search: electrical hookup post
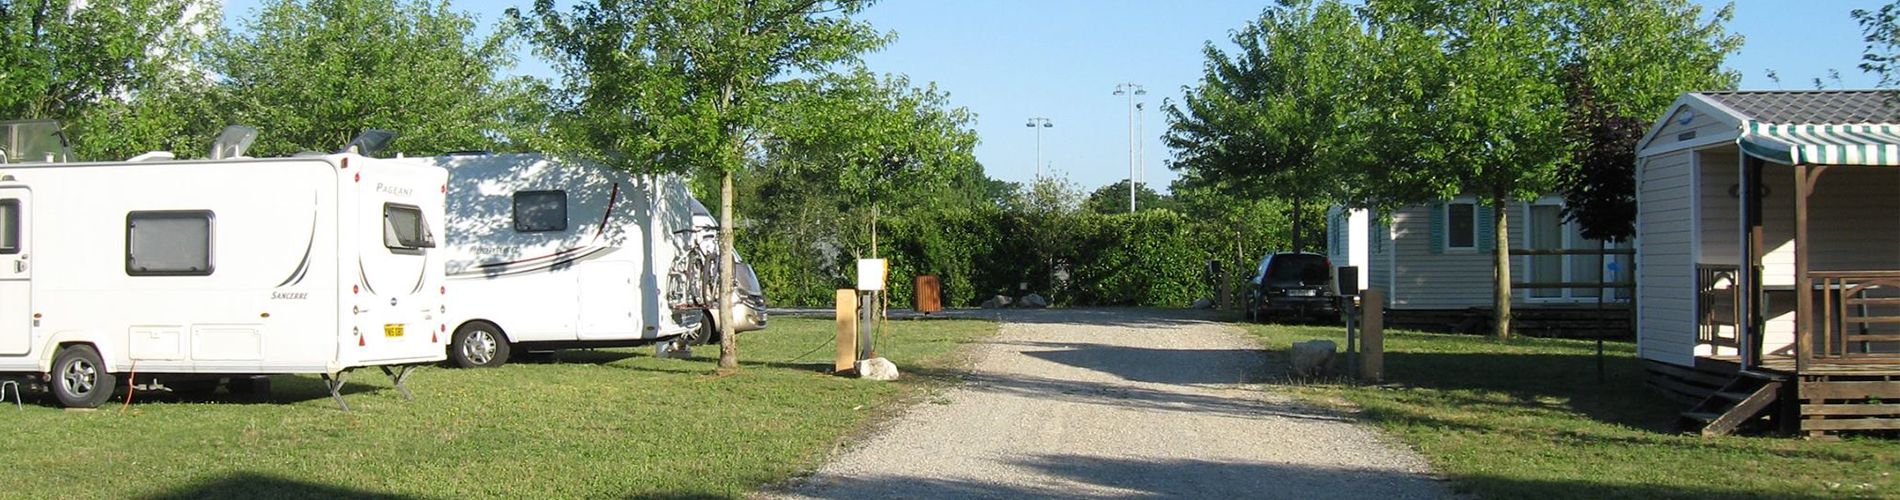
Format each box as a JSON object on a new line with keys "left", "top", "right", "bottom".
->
{"left": 836, "top": 258, "right": 889, "bottom": 374}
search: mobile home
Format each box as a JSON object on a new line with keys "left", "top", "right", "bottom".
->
{"left": 1635, "top": 90, "right": 1900, "bottom": 435}
{"left": 430, "top": 153, "right": 766, "bottom": 368}
{"left": 0, "top": 125, "right": 448, "bottom": 409}
{"left": 1325, "top": 201, "right": 1631, "bottom": 334}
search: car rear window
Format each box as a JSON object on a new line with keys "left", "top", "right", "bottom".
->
{"left": 1267, "top": 255, "right": 1329, "bottom": 283}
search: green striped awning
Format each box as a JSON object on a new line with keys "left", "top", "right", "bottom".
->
{"left": 1740, "top": 122, "right": 1900, "bottom": 166}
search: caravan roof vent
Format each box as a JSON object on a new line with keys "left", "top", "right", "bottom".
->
{"left": 127, "top": 151, "right": 176, "bottom": 162}
{"left": 210, "top": 125, "right": 258, "bottom": 160}
{"left": 339, "top": 129, "right": 396, "bottom": 157}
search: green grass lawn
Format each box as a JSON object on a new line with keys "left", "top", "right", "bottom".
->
{"left": 1243, "top": 323, "right": 1900, "bottom": 500}
{"left": 0, "top": 317, "right": 994, "bottom": 500}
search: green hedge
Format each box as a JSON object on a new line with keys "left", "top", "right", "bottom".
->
{"left": 740, "top": 205, "right": 1310, "bottom": 308}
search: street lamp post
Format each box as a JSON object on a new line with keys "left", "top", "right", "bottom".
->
{"left": 1113, "top": 83, "right": 1145, "bottom": 212}
{"left": 1136, "top": 102, "right": 1146, "bottom": 186}
{"left": 1026, "top": 117, "right": 1053, "bottom": 180}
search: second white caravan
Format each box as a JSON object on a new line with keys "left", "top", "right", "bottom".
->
{"left": 431, "top": 153, "right": 766, "bottom": 368}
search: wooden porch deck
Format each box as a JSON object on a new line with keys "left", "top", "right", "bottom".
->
{"left": 1671, "top": 354, "right": 1900, "bottom": 435}
{"left": 1703, "top": 354, "right": 1900, "bottom": 377}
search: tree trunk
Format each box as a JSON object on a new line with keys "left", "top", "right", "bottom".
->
{"left": 1291, "top": 195, "right": 1305, "bottom": 253}
{"left": 716, "top": 170, "right": 739, "bottom": 371}
{"left": 1492, "top": 190, "right": 1512, "bottom": 340}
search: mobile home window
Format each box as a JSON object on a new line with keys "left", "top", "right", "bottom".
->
{"left": 126, "top": 211, "right": 213, "bottom": 275}
{"left": 513, "top": 190, "right": 567, "bottom": 232}
{"left": 384, "top": 203, "right": 436, "bottom": 250}
{"left": 1446, "top": 202, "right": 1477, "bottom": 249}
{"left": 0, "top": 199, "right": 18, "bottom": 255}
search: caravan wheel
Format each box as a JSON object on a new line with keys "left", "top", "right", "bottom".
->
{"left": 450, "top": 322, "right": 511, "bottom": 368}
{"left": 52, "top": 345, "right": 116, "bottom": 408}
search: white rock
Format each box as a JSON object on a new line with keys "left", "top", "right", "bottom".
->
{"left": 1020, "top": 293, "right": 1049, "bottom": 308}
{"left": 980, "top": 295, "right": 1013, "bottom": 309}
{"left": 856, "top": 357, "right": 901, "bottom": 381}
{"left": 1191, "top": 298, "right": 1215, "bottom": 309}
{"left": 1289, "top": 339, "right": 1337, "bottom": 378}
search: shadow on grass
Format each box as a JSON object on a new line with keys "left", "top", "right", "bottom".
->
{"left": 1358, "top": 349, "right": 1680, "bottom": 433}
{"left": 787, "top": 452, "right": 1444, "bottom": 499}
{"left": 24, "top": 373, "right": 404, "bottom": 409}
{"left": 958, "top": 307, "right": 1239, "bottom": 328}
{"left": 1011, "top": 341, "right": 1270, "bottom": 385}
{"left": 139, "top": 472, "right": 422, "bottom": 500}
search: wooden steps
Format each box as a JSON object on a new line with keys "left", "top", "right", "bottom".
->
{"left": 1646, "top": 360, "right": 1729, "bottom": 405}
{"left": 1681, "top": 376, "right": 1783, "bottom": 436}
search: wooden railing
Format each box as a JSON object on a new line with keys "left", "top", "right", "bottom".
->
{"left": 1805, "top": 271, "right": 1900, "bottom": 369}
{"left": 1697, "top": 264, "right": 1742, "bottom": 351}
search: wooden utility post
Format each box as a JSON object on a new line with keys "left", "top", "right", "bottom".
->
{"left": 835, "top": 290, "right": 858, "bottom": 373}
{"left": 1361, "top": 289, "right": 1384, "bottom": 382}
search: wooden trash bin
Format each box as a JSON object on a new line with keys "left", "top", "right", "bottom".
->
{"left": 914, "top": 275, "right": 942, "bottom": 314}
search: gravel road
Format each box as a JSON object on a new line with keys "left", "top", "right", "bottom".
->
{"left": 771, "top": 308, "right": 1448, "bottom": 499}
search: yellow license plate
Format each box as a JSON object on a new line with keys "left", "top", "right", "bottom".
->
{"left": 384, "top": 324, "right": 404, "bottom": 338}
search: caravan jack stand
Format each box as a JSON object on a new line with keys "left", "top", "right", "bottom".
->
{"left": 322, "top": 371, "right": 353, "bottom": 412}
{"left": 381, "top": 365, "right": 416, "bottom": 400}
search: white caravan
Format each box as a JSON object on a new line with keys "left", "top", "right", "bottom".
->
{"left": 0, "top": 125, "right": 448, "bottom": 409}
{"left": 430, "top": 152, "right": 766, "bottom": 368}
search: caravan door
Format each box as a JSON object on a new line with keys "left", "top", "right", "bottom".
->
{"left": 0, "top": 187, "right": 30, "bottom": 355}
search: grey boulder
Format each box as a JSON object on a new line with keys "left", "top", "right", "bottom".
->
{"left": 1289, "top": 339, "right": 1337, "bottom": 378}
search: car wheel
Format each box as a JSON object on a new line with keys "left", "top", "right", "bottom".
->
{"left": 449, "top": 322, "right": 510, "bottom": 368}
{"left": 695, "top": 310, "right": 723, "bottom": 346}
{"left": 52, "top": 345, "right": 116, "bottom": 408}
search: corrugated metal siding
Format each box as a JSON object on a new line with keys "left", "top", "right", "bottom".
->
{"left": 1389, "top": 203, "right": 1527, "bottom": 310}
{"left": 1639, "top": 150, "right": 1697, "bottom": 366}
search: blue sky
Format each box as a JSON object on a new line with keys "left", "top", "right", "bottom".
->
{"left": 217, "top": 0, "right": 1891, "bottom": 192}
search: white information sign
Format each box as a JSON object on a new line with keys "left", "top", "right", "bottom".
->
{"left": 856, "top": 258, "right": 888, "bottom": 291}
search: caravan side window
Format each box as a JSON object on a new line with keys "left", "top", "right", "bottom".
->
{"left": 126, "top": 211, "right": 214, "bottom": 276}
{"left": 0, "top": 199, "right": 19, "bottom": 255}
{"left": 384, "top": 203, "right": 436, "bottom": 251}
{"left": 513, "top": 190, "right": 567, "bottom": 232}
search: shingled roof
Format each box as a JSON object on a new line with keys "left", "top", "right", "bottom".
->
{"left": 1697, "top": 90, "right": 1900, "bottom": 124}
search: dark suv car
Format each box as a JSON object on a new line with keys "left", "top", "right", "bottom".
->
{"left": 1246, "top": 252, "right": 1339, "bottom": 322}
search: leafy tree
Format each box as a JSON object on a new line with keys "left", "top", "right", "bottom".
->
{"left": 1857, "top": 2, "right": 1900, "bottom": 94}
{"left": 519, "top": 0, "right": 888, "bottom": 371}
{"left": 209, "top": 0, "right": 540, "bottom": 156}
{"left": 1554, "top": 1, "right": 1739, "bottom": 242}
{"left": 761, "top": 68, "right": 983, "bottom": 255}
{"left": 0, "top": 0, "right": 216, "bottom": 157}
{"left": 1163, "top": 0, "right": 1365, "bottom": 254}
{"left": 1348, "top": 0, "right": 1572, "bottom": 339}
{"left": 736, "top": 68, "right": 987, "bottom": 307}
{"left": 1083, "top": 180, "right": 1173, "bottom": 215}
{"left": 1349, "top": 0, "right": 1736, "bottom": 339}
